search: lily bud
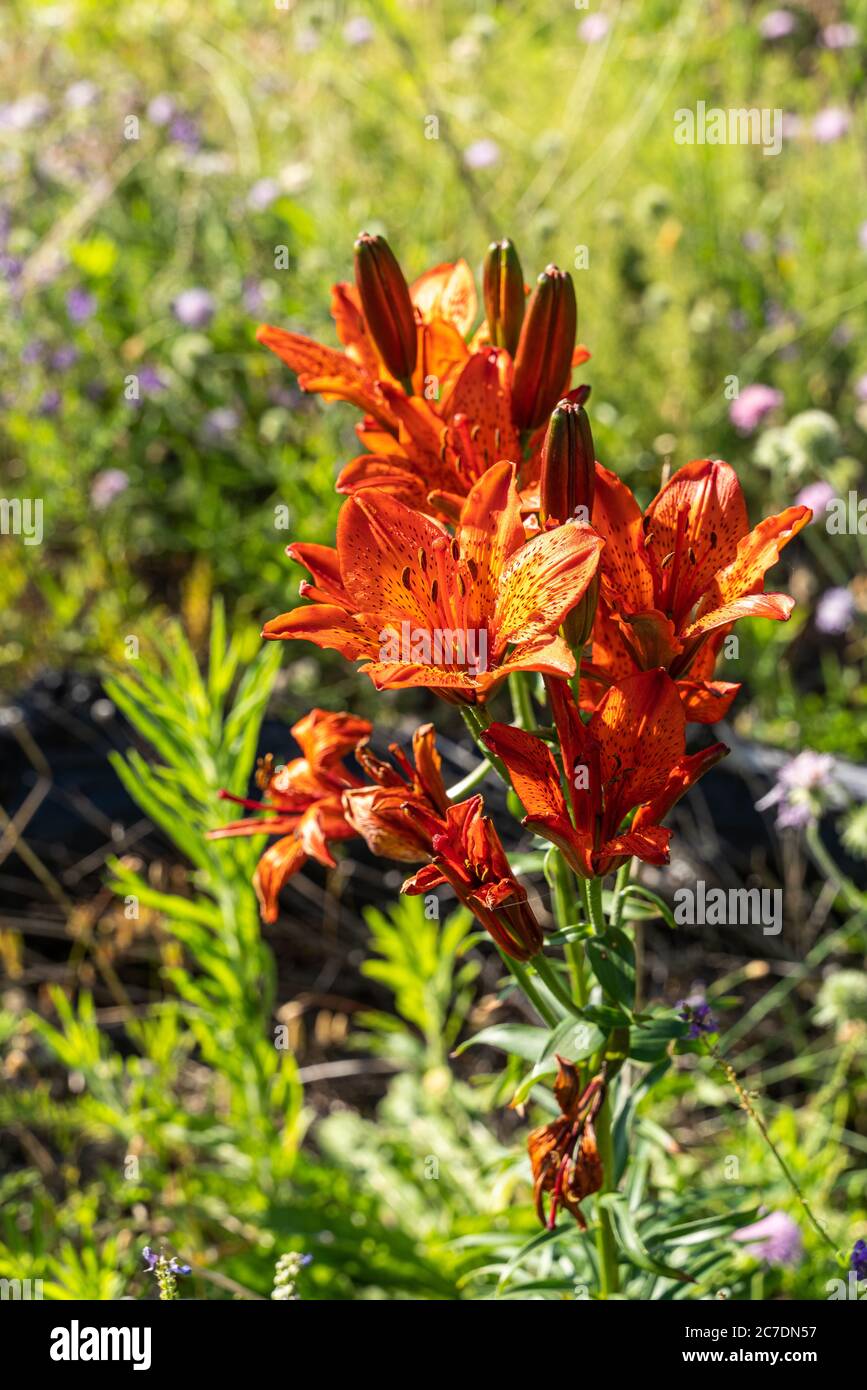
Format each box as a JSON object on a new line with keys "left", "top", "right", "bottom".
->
{"left": 539, "top": 399, "right": 595, "bottom": 528}
{"left": 539, "top": 400, "right": 598, "bottom": 649}
{"left": 511, "top": 265, "right": 577, "bottom": 431}
{"left": 353, "top": 232, "right": 417, "bottom": 383}
{"left": 482, "top": 238, "right": 525, "bottom": 355}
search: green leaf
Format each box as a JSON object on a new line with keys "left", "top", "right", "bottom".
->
{"left": 453, "top": 1024, "right": 548, "bottom": 1061}
{"left": 628, "top": 1012, "right": 688, "bottom": 1062}
{"left": 585, "top": 928, "right": 636, "bottom": 1009}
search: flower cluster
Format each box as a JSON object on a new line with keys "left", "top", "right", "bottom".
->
{"left": 207, "top": 230, "right": 817, "bottom": 1250}
{"left": 214, "top": 232, "right": 808, "bottom": 974}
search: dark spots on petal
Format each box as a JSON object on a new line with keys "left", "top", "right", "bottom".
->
{"left": 401, "top": 566, "right": 412, "bottom": 590}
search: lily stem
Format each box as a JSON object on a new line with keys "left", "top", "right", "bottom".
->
{"left": 552, "top": 854, "right": 588, "bottom": 1006}
{"left": 460, "top": 705, "right": 512, "bottom": 791}
{"left": 594, "top": 1095, "right": 620, "bottom": 1297}
{"left": 498, "top": 949, "right": 559, "bottom": 1029}
{"left": 509, "top": 671, "right": 536, "bottom": 731}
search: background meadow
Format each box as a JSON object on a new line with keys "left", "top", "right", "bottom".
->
{"left": 0, "top": 0, "right": 865, "bottom": 1299}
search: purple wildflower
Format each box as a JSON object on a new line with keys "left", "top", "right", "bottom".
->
{"left": 729, "top": 383, "right": 782, "bottom": 433}
{"left": 733, "top": 1211, "right": 803, "bottom": 1268}
{"left": 173, "top": 287, "right": 214, "bottom": 329}
{"left": 678, "top": 1000, "right": 717, "bottom": 1039}
{"left": 813, "top": 108, "right": 850, "bottom": 143}
{"left": 0, "top": 254, "right": 23, "bottom": 281}
{"left": 201, "top": 406, "right": 239, "bottom": 441}
{"left": 822, "top": 24, "right": 858, "bottom": 50}
{"left": 142, "top": 1247, "right": 157, "bottom": 1271}
{"left": 242, "top": 277, "right": 266, "bottom": 315}
{"left": 65, "top": 80, "right": 99, "bottom": 110}
{"left": 794, "top": 480, "right": 834, "bottom": 518}
{"left": 51, "top": 345, "right": 79, "bottom": 371}
{"left": 138, "top": 365, "right": 166, "bottom": 396}
{"left": 815, "top": 587, "right": 855, "bottom": 636}
{"left": 759, "top": 10, "right": 796, "bottom": 40}
{"left": 464, "top": 139, "right": 500, "bottom": 170}
{"left": 578, "top": 14, "right": 610, "bottom": 43}
{"left": 756, "top": 750, "right": 846, "bottom": 830}
{"left": 37, "top": 389, "right": 61, "bottom": 417}
{"left": 90, "top": 469, "right": 129, "bottom": 510}
{"left": 247, "top": 178, "right": 280, "bottom": 212}
{"left": 66, "top": 287, "right": 96, "bottom": 323}
{"left": 169, "top": 114, "right": 200, "bottom": 149}
{"left": 344, "top": 17, "right": 375, "bottom": 46}
{"left": 147, "top": 94, "right": 175, "bottom": 126}
{"left": 22, "top": 342, "right": 45, "bottom": 366}
{"left": 851, "top": 1240, "right": 867, "bottom": 1280}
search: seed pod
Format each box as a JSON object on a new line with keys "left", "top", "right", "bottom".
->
{"left": 511, "top": 265, "right": 577, "bottom": 431}
{"left": 482, "top": 238, "right": 525, "bottom": 355}
{"left": 354, "top": 232, "right": 417, "bottom": 382}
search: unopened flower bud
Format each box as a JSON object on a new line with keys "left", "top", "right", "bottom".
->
{"left": 539, "top": 399, "right": 595, "bottom": 527}
{"left": 511, "top": 265, "right": 577, "bottom": 431}
{"left": 354, "top": 232, "right": 417, "bottom": 383}
{"left": 482, "top": 238, "right": 525, "bottom": 355}
{"left": 539, "top": 400, "right": 598, "bottom": 648}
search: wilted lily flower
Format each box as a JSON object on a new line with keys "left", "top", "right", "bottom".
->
{"left": 528, "top": 1058, "right": 606, "bottom": 1228}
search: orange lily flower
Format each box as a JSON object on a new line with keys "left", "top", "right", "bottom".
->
{"left": 208, "top": 712, "right": 450, "bottom": 923}
{"left": 584, "top": 459, "right": 811, "bottom": 722}
{"left": 527, "top": 1058, "right": 606, "bottom": 1229}
{"left": 342, "top": 722, "right": 449, "bottom": 860}
{"left": 484, "top": 671, "right": 728, "bottom": 878}
{"left": 262, "top": 460, "right": 604, "bottom": 704}
{"left": 207, "top": 709, "right": 371, "bottom": 922}
{"left": 402, "top": 794, "right": 544, "bottom": 961}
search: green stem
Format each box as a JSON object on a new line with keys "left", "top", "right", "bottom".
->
{"left": 460, "top": 705, "right": 512, "bottom": 790}
{"left": 594, "top": 1096, "right": 620, "bottom": 1297}
{"left": 532, "top": 951, "right": 582, "bottom": 1017}
{"left": 552, "top": 854, "right": 588, "bottom": 1006}
{"left": 805, "top": 823, "right": 865, "bottom": 914}
{"left": 497, "top": 949, "right": 559, "bottom": 1028}
{"left": 509, "top": 671, "right": 536, "bottom": 731}
{"left": 610, "top": 859, "right": 633, "bottom": 929}
{"left": 585, "top": 875, "right": 606, "bottom": 935}
{"left": 709, "top": 1045, "right": 840, "bottom": 1260}
{"left": 446, "top": 758, "right": 493, "bottom": 801}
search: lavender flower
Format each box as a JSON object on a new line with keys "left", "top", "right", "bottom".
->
{"left": 247, "top": 178, "right": 280, "bottom": 212}
{"left": 578, "top": 14, "right": 611, "bottom": 43}
{"left": 66, "top": 287, "right": 96, "bottom": 323}
{"left": 65, "top": 80, "right": 99, "bottom": 110}
{"left": 90, "top": 469, "right": 129, "bottom": 510}
{"left": 733, "top": 1211, "right": 803, "bottom": 1268}
{"left": 343, "top": 17, "right": 374, "bottom": 46}
{"left": 822, "top": 24, "right": 858, "bottom": 50}
{"left": 851, "top": 1240, "right": 867, "bottom": 1280}
{"left": 794, "top": 480, "right": 835, "bottom": 518}
{"left": 759, "top": 10, "right": 796, "bottom": 40}
{"left": 813, "top": 108, "right": 850, "bottom": 143}
{"left": 815, "top": 586, "right": 855, "bottom": 636}
{"left": 51, "top": 345, "right": 79, "bottom": 371}
{"left": 0, "top": 254, "right": 23, "bottom": 281}
{"left": 147, "top": 94, "right": 175, "bottom": 126}
{"left": 678, "top": 1000, "right": 717, "bottom": 1039}
{"left": 729, "top": 384, "right": 782, "bottom": 434}
{"left": 202, "top": 406, "right": 239, "bottom": 441}
{"left": 464, "top": 139, "right": 501, "bottom": 170}
{"left": 37, "top": 389, "right": 61, "bottom": 417}
{"left": 169, "top": 114, "right": 200, "bottom": 149}
{"left": 172, "top": 287, "right": 214, "bottom": 329}
{"left": 756, "top": 750, "right": 847, "bottom": 830}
